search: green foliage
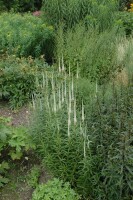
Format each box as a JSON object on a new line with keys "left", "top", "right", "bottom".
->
{"left": 0, "top": 55, "right": 48, "bottom": 109}
{"left": 56, "top": 25, "right": 122, "bottom": 83}
{"left": 32, "top": 178, "right": 80, "bottom": 200}
{"left": 0, "top": 116, "right": 35, "bottom": 187}
{"left": 8, "top": 126, "right": 35, "bottom": 160}
{"left": 0, "top": 13, "right": 54, "bottom": 61}
{"left": 30, "top": 69, "right": 133, "bottom": 199}
{"left": 27, "top": 165, "right": 41, "bottom": 188}
{"left": 116, "top": 11, "right": 133, "bottom": 35}
{"left": 0, "top": 162, "right": 10, "bottom": 187}
{"left": 84, "top": 0, "right": 119, "bottom": 32}
{"left": 124, "top": 38, "right": 133, "bottom": 75}
{"left": 42, "top": 0, "right": 119, "bottom": 30}
{"left": 89, "top": 82, "right": 133, "bottom": 199}
{"left": 119, "top": 0, "right": 129, "bottom": 10}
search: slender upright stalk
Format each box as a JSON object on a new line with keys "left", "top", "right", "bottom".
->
{"left": 68, "top": 110, "right": 71, "bottom": 137}
{"left": 62, "top": 55, "right": 65, "bottom": 72}
{"left": 53, "top": 91, "right": 57, "bottom": 113}
{"left": 58, "top": 86, "right": 61, "bottom": 109}
{"left": 51, "top": 72, "right": 54, "bottom": 91}
{"left": 74, "top": 98, "right": 77, "bottom": 125}
{"left": 42, "top": 72, "right": 45, "bottom": 88}
{"left": 76, "top": 63, "right": 79, "bottom": 79}
{"left": 64, "top": 74, "right": 67, "bottom": 98}
{"left": 71, "top": 75, "right": 74, "bottom": 100}
{"left": 62, "top": 83, "right": 64, "bottom": 103}
{"left": 59, "top": 57, "right": 61, "bottom": 73}
{"left": 82, "top": 100, "right": 85, "bottom": 122}
{"left": 69, "top": 82, "right": 72, "bottom": 113}
{"left": 32, "top": 95, "right": 35, "bottom": 110}
{"left": 69, "top": 62, "right": 71, "bottom": 77}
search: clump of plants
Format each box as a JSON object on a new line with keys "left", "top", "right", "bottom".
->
{"left": 0, "top": 54, "right": 49, "bottom": 109}
{"left": 55, "top": 24, "right": 123, "bottom": 83}
{"left": 42, "top": 0, "right": 118, "bottom": 30}
{"left": 116, "top": 11, "right": 133, "bottom": 35}
{"left": 32, "top": 178, "right": 80, "bottom": 200}
{"left": 30, "top": 64, "right": 133, "bottom": 199}
{"left": 0, "top": 12, "right": 54, "bottom": 61}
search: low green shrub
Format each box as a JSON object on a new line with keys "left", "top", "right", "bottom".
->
{"left": 0, "top": 13, "right": 54, "bottom": 62}
{"left": 32, "top": 178, "right": 80, "bottom": 200}
{"left": 0, "top": 55, "right": 48, "bottom": 109}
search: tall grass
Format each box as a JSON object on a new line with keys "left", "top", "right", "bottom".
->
{"left": 42, "top": 0, "right": 119, "bottom": 30}
{"left": 55, "top": 24, "right": 124, "bottom": 83}
{"left": 123, "top": 37, "right": 133, "bottom": 76}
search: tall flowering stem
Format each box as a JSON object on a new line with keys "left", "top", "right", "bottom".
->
{"left": 74, "top": 98, "right": 77, "bottom": 125}
{"left": 82, "top": 100, "right": 85, "bottom": 122}
{"left": 59, "top": 58, "right": 61, "bottom": 73}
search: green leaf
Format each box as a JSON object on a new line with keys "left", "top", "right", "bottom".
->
{"left": 9, "top": 150, "right": 23, "bottom": 160}
{"left": 0, "top": 175, "right": 9, "bottom": 187}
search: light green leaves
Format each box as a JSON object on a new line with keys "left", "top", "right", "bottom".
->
{"left": 32, "top": 178, "right": 80, "bottom": 200}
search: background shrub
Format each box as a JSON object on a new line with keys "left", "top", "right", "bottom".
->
{"left": 0, "top": 13, "right": 54, "bottom": 62}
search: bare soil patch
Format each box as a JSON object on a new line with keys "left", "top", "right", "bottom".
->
{"left": 0, "top": 101, "right": 30, "bottom": 126}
